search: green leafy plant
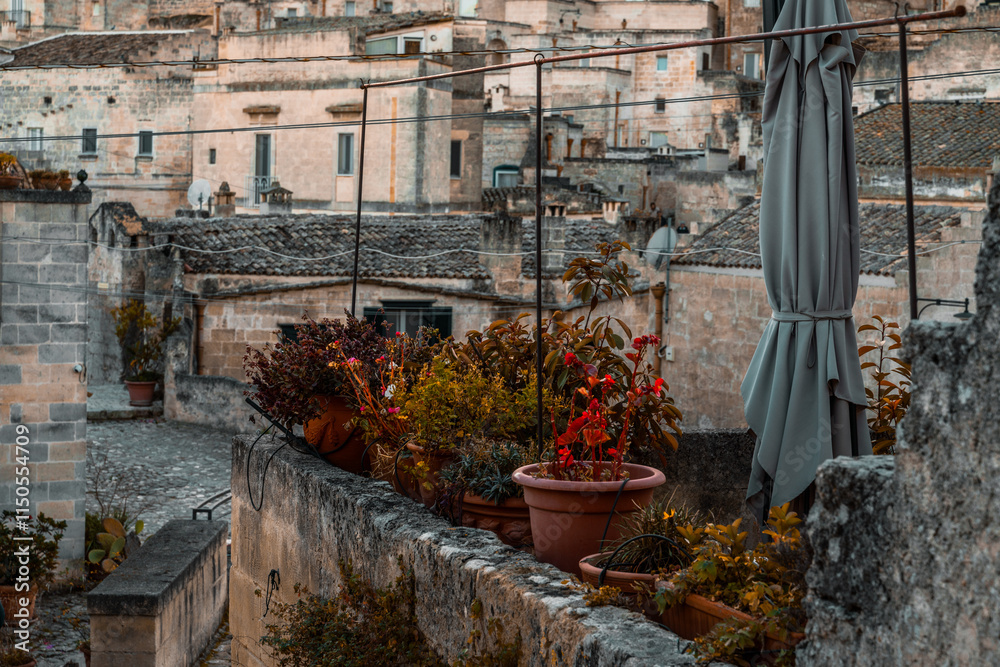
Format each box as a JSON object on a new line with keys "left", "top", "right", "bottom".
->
{"left": 655, "top": 504, "right": 807, "bottom": 665}
{"left": 0, "top": 511, "right": 66, "bottom": 590}
{"left": 858, "top": 315, "right": 911, "bottom": 455}
{"left": 260, "top": 559, "right": 444, "bottom": 667}
{"left": 441, "top": 439, "right": 530, "bottom": 504}
{"left": 110, "top": 299, "right": 180, "bottom": 382}
{"left": 244, "top": 312, "right": 388, "bottom": 429}
{"left": 86, "top": 516, "right": 143, "bottom": 574}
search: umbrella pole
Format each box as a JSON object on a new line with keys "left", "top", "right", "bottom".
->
{"left": 350, "top": 83, "right": 369, "bottom": 318}
{"left": 896, "top": 19, "right": 919, "bottom": 321}
{"left": 534, "top": 56, "right": 544, "bottom": 462}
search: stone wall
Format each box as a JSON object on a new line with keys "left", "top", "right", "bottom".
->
{"left": 0, "top": 189, "right": 92, "bottom": 565}
{"left": 800, "top": 174, "right": 1000, "bottom": 665}
{"left": 230, "top": 434, "right": 721, "bottom": 667}
{"left": 666, "top": 212, "right": 982, "bottom": 429}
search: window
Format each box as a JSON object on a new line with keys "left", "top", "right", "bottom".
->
{"left": 744, "top": 0, "right": 761, "bottom": 6}
{"left": 458, "top": 0, "right": 477, "bottom": 16}
{"left": 255, "top": 134, "right": 271, "bottom": 177}
{"left": 450, "top": 140, "right": 462, "bottom": 178}
{"left": 363, "top": 302, "right": 452, "bottom": 339}
{"left": 492, "top": 165, "right": 519, "bottom": 188}
{"left": 743, "top": 53, "right": 761, "bottom": 79}
{"left": 138, "top": 130, "right": 153, "bottom": 156}
{"left": 209, "top": 148, "right": 216, "bottom": 164}
{"left": 649, "top": 131, "right": 669, "bottom": 148}
{"left": 27, "top": 128, "right": 43, "bottom": 152}
{"left": 656, "top": 56, "right": 668, "bottom": 71}
{"left": 702, "top": 53, "right": 710, "bottom": 71}
{"left": 286, "top": 7, "right": 297, "bottom": 16}
{"left": 92, "top": 1, "right": 100, "bottom": 16}
{"left": 579, "top": 58, "right": 590, "bottom": 68}
{"left": 382, "top": 0, "right": 392, "bottom": 12}
{"left": 338, "top": 133, "right": 354, "bottom": 175}
{"left": 404, "top": 37, "right": 422, "bottom": 54}
{"left": 81, "top": 128, "right": 97, "bottom": 154}
{"left": 345, "top": 0, "right": 355, "bottom": 15}
{"left": 365, "top": 36, "right": 397, "bottom": 55}
{"left": 654, "top": 98, "right": 665, "bottom": 113}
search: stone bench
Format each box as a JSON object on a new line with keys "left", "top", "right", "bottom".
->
{"left": 88, "top": 519, "right": 228, "bottom": 667}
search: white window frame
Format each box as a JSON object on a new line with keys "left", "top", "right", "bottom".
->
{"left": 743, "top": 52, "right": 761, "bottom": 80}
{"left": 365, "top": 30, "right": 424, "bottom": 56}
{"left": 337, "top": 133, "right": 355, "bottom": 175}
{"left": 27, "top": 128, "right": 43, "bottom": 152}
{"left": 81, "top": 128, "right": 98, "bottom": 155}
{"left": 137, "top": 130, "right": 153, "bottom": 157}
{"left": 345, "top": 0, "right": 355, "bottom": 15}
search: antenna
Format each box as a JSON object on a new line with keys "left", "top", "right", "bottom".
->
{"left": 187, "top": 179, "right": 212, "bottom": 212}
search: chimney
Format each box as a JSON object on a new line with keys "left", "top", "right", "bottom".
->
{"left": 480, "top": 213, "right": 523, "bottom": 294}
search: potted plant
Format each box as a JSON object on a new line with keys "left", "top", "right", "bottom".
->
{"left": 244, "top": 314, "right": 387, "bottom": 474}
{"left": 0, "top": 511, "right": 66, "bottom": 625}
{"left": 86, "top": 515, "right": 143, "bottom": 578}
{"left": 0, "top": 632, "right": 35, "bottom": 667}
{"left": 510, "top": 241, "right": 681, "bottom": 575}
{"left": 0, "top": 153, "right": 22, "bottom": 189}
{"left": 57, "top": 169, "right": 73, "bottom": 191}
{"left": 439, "top": 438, "right": 532, "bottom": 547}
{"left": 110, "top": 299, "right": 180, "bottom": 406}
{"left": 578, "top": 497, "right": 703, "bottom": 594}
{"left": 653, "top": 504, "right": 807, "bottom": 665}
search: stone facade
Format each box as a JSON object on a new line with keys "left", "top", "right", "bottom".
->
{"left": 0, "top": 188, "right": 92, "bottom": 566}
{"left": 800, "top": 174, "right": 1000, "bottom": 665}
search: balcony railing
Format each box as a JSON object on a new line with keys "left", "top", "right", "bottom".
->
{"left": 243, "top": 175, "right": 272, "bottom": 209}
{"left": 0, "top": 10, "right": 30, "bottom": 28}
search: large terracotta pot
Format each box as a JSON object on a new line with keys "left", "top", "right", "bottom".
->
{"left": 657, "top": 587, "right": 805, "bottom": 659}
{"left": 303, "top": 395, "right": 369, "bottom": 475}
{"left": 0, "top": 583, "right": 38, "bottom": 623}
{"left": 405, "top": 442, "right": 455, "bottom": 509}
{"left": 512, "top": 462, "right": 665, "bottom": 575}
{"left": 124, "top": 380, "right": 156, "bottom": 406}
{"left": 578, "top": 552, "right": 656, "bottom": 594}
{"left": 58, "top": 177, "right": 73, "bottom": 191}
{"left": 460, "top": 493, "right": 532, "bottom": 548}
{"left": 0, "top": 175, "right": 22, "bottom": 190}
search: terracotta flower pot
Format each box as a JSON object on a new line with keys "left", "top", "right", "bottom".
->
{"left": 512, "top": 462, "right": 665, "bottom": 575}
{"left": 460, "top": 493, "right": 532, "bottom": 548}
{"left": 303, "top": 395, "right": 369, "bottom": 475}
{"left": 405, "top": 442, "right": 455, "bottom": 509}
{"left": 578, "top": 551, "right": 656, "bottom": 594}
{"left": 0, "top": 582, "right": 38, "bottom": 623}
{"left": 0, "top": 175, "right": 22, "bottom": 190}
{"left": 39, "top": 176, "right": 59, "bottom": 190}
{"left": 58, "top": 177, "right": 73, "bottom": 191}
{"left": 657, "top": 587, "right": 805, "bottom": 659}
{"left": 124, "top": 380, "right": 156, "bottom": 406}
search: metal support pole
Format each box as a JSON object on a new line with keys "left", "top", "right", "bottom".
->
{"left": 897, "top": 20, "right": 918, "bottom": 321}
{"left": 350, "top": 84, "right": 369, "bottom": 317}
{"left": 534, "top": 56, "right": 544, "bottom": 462}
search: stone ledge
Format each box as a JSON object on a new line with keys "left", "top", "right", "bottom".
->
{"left": 231, "top": 435, "right": 723, "bottom": 666}
{"left": 88, "top": 519, "right": 227, "bottom": 616}
{"left": 0, "top": 188, "right": 92, "bottom": 204}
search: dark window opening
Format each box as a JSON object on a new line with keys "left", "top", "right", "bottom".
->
{"left": 363, "top": 301, "right": 452, "bottom": 339}
{"left": 107, "top": 96, "right": 116, "bottom": 104}
{"left": 278, "top": 323, "right": 299, "bottom": 342}
{"left": 138, "top": 130, "right": 153, "bottom": 156}
{"left": 209, "top": 148, "right": 216, "bottom": 164}
{"left": 450, "top": 140, "right": 462, "bottom": 178}
{"left": 654, "top": 98, "right": 666, "bottom": 113}
{"left": 43, "top": 96, "right": 52, "bottom": 105}
{"left": 81, "top": 128, "right": 97, "bottom": 154}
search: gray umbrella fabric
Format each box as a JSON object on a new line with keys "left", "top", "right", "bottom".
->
{"left": 742, "top": 0, "right": 872, "bottom": 513}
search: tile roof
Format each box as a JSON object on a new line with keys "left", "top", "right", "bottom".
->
{"left": 266, "top": 11, "right": 451, "bottom": 36}
{"left": 482, "top": 185, "right": 604, "bottom": 215}
{"left": 153, "top": 213, "right": 622, "bottom": 280}
{"left": 854, "top": 101, "right": 1000, "bottom": 169}
{"left": 11, "top": 31, "right": 192, "bottom": 67}
{"left": 673, "top": 201, "right": 964, "bottom": 276}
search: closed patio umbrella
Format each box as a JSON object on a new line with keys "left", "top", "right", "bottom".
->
{"left": 742, "top": 0, "right": 872, "bottom": 515}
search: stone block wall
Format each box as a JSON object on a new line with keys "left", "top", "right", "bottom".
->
{"left": 0, "top": 189, "right": 92, "bottom": 565}
{"left": 230, "top": 435, "right": 717, "bottom": 667}
{"left": 800, "top": 176, "right": 1000, "bottom": 664}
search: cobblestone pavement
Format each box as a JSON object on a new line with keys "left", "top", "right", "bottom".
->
{"left": 30, "top": 417, "right": 235, "bottom": 667}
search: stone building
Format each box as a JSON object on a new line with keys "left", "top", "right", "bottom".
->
{"left": 1, "top": 185, "right": 92, "bottom": 566}
{"left": 0, "top": 30, "right": 210, "bottom": 214}
{"left": 664, "top": 200, "right": 983, "bottom": 429}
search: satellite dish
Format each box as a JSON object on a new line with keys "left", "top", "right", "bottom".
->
{"left": 645, "top": 225, "right": 678, "bottom": 268}
{"left": 187, "top": 179, "right": 212, "bottom": 210}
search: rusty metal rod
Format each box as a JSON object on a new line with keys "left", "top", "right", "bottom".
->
{"left": 350, "top": 84, "right": 368, "bottom": 317}
{"left": 361, "top": 6, "right": 965, "bottom": 89}
{"left": 898, "top": 20, "right": 919, "bottom": 321}
{"left": 534, "top": 57, "right": 544, "bottom": 462}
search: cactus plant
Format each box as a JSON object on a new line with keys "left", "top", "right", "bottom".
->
{"left": 87, "top": 517, "right": 143, "bottom": 573}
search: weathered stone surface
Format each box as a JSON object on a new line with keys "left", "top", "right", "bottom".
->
{"left": 231, "top": 435, "right": 722, "bottom": 667}
{"left": 802, "top": 175, "right": 1000, "bottom": 664}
